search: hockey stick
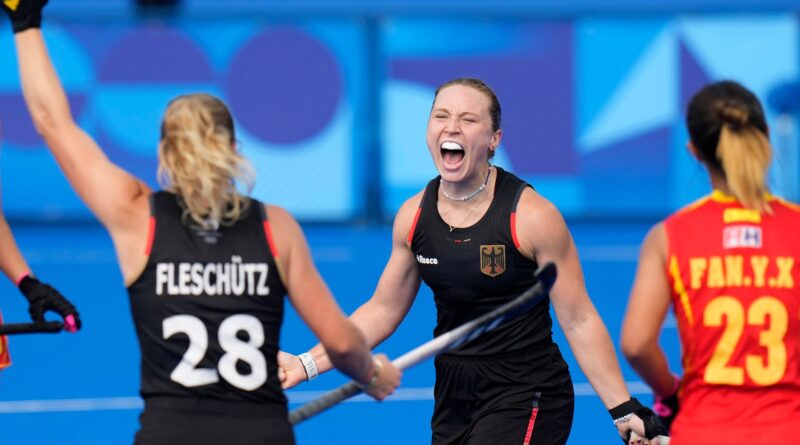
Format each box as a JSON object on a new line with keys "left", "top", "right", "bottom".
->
{"left": 288, "top": 262, "right": 557, "bottom": 425}
{"left": 0, "top": 321, "right": 63, "bottom": 335}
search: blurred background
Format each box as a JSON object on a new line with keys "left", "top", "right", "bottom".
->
{"left": 1, "top": 0, "right": 799, "bottom": 444}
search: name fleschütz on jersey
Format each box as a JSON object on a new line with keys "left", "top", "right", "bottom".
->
{"left": 416, "top": 254, "right": 439, "bottom": 265}
{"left": 156, "top": 256, "right": 270, "bottom": 296}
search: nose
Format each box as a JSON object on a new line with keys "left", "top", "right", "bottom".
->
{"left": 444, "top": 116, "right": 460, "bottom": 134}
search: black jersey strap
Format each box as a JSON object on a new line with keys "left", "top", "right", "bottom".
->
{"left": 407, "top": 177, "right": 439, "bottom": 246}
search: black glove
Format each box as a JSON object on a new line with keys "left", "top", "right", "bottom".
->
{"left": 609, "top": 397, "right": 670, "bottom": 444}
{"left": 1, "top": 0, "right": 48, "bottom": 33}
{"left": 18, "top": 275, "right": 81, "bottom": 332}
{"left": 653, "top": 380, "right": 680, "bottom": 431}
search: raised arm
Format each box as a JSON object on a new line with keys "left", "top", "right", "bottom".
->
{"left": 279, "top": 194, "right": 422, "bottom": 388}
{"left": 5, "top": 2, "right": 151, "bottom": 282}
{"left": 12, "top": 28, "right": 151, "bottom": 231}
{"left": 267, "top": 205, "right": 401, "bottom": 399}
{"left": 621, "top": 224, "right": 678, "bottom": 396}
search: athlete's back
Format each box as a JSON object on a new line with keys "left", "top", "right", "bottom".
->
{"left": 665, "top": 191, "right": 800, "bottom": 443}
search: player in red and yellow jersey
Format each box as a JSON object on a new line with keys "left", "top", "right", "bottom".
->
{"left": 622, "top": 80, "right": 800, "bottom": 444}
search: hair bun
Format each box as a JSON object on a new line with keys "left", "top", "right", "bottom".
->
{"left": 718, "top": 103, "right": 749, "bottom": 129}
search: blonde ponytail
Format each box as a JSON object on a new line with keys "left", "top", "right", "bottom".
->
{"left": 716, "top": 104, "right": 772, "bottom": 213}
{"left": 158, "top": 94, "right": 255, "bottom": 229}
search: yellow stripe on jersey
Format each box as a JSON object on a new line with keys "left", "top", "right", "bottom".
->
{"left": 710, "top": 189, "right": 737, "bottom": 203}
{"left": 674, "top": 195, "right": 712, "bottom": 216}
{"left": 3, "top": 0, "right": 20, "bottom": 12}
{"left": 774, "top": 196, "right": 800, "bottom": 213}
{"left": 670, "top": 255, "right": 694, "bottom": 326}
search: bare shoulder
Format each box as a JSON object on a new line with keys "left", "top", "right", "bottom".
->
{"left": 264, "top": 204, "right": 306, "bottom": 257}
{"left": 516, "top": 187, "right": 564, "bottom": 224}
{"left": 392, "top": 190, "right": 425, "bottom": 243}
{"left": 514, "top": 187, "right": 570, "bottom": 256}
{"left": 265, "top": 203, "right": 292, "bottom": 223}
{"left": 640, "top": 222, "right": 667, "bottom": 259}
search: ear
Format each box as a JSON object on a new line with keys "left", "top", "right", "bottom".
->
{"left": 686, "top": 141, "right": 701, "bottom": 161}
{"left": 490, "top": 129, "right": 502, "bottom": 153}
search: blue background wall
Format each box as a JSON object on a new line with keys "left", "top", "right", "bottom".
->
{"left": 1, "top": 1, "right": 800, "bottom": 444}
{"left": 2, "top": 4, "right": 799, "bottom": 222}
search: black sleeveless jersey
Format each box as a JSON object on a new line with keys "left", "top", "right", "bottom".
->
{"left": 410, "top": 167, "right": 559, "bottom": 358}
{"left": 128, "top": 191, "right": 287, "bottom": 406}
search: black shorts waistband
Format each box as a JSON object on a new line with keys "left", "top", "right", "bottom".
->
{"left": 436, "top": 342, "right": 558, "bottom": 362}
{"left": 144, "top": 396, "right": 287, "bottom": 418}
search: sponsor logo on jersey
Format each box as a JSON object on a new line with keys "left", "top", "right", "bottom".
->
{"left": 156, "top": 255, "right": 270, "bottom": 296}
{"left": 416, "top": 254, "right": 439, "bottom": 265}
{"left": 723, "top": 208, "right": 761, "bottom": 224}
{"left": 480, "top": 244, "right": 506, "bottom": 277}
{"left": 723, "top": 225, "right": 762, "bottom": 249}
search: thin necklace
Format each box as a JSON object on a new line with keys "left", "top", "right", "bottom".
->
{"left": 443, "top": 189, "right": 487, "bottom": 232}
{"left": 440, "top": 164, "right": 493, "bottom": 201}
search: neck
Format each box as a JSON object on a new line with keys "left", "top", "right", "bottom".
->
{"left": 440, "top": 164, "right": 493, "bottom": 202}
{"left": 709, "top": 169, "right": 733, "bottom": 196}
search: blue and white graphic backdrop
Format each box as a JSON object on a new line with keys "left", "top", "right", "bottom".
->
{"left": 1, "top": 15, "right": 797, "bottom": 221}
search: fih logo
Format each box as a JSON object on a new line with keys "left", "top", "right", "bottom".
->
{"left": 723, "top": 225, "right": 762, "bottom": 249}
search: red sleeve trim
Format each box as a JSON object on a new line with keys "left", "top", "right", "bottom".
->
{"left": 510, "top": 211, "right": 521, "bottom": 249}
{"left": 407, "top": 207, "right": 422, "bottom": 245}
{"left": 144, "top": 216, "right": 156, "bottom": 255}
{"left": 263, "top": 220, "right": 279, "bottom": 258}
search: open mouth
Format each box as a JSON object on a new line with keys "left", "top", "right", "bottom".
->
{"left": 440, "top": 141, "right": 464, "bottom": 166}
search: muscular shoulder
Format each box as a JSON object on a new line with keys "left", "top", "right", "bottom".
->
{"left": 514, "top": 187, "right": 571, "bottom": 259}
{"left": 264, "top": 204, "right": 304, "bottom": 255}
{"left": 264, "top": 204, "right": 296, "bottom": 229}
{"left": 643, "top": 222, "right": 667, "bottom": 249}
{"left": 393, "top": 190, "right": 425, "bottom": 246}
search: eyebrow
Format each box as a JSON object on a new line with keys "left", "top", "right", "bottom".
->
{"left": 431, "top": 108, "right": 481, "bottom": 118}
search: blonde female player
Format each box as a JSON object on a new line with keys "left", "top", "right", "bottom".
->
{"left": 282, "top": 77, "right": 669, "bottom": 445}
{"left": 3, "top": 1, "right": 401, "bottom": 443}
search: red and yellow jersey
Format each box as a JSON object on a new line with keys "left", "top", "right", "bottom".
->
{"left": 665, "top": 190, "right": 800, "bottom": 443}
{"left": 0, "top": 310, "right": 10, "bottom": 370}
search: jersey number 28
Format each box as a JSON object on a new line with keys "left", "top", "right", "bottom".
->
{"left": 163, "top": 314, "right": 267, "bottom": 391}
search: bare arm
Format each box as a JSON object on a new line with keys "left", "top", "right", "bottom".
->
{"left": 0, "top": 211, "right": 31, "bottom": 284}
{"left": 621, "top": 223, "right": 677, "bottom": 396}
{"left": 516, "top": 188, "right": 630, "bottom": 409}
{"left": 13, "top": 29, "right": 151, "bottom": 282}
{"left": 0, "top": 192, "right": 81, "bottom": 329}
{"left": 269, "top": 205, "right": 400, "bottom": 396}
{"left": 303, "top": 194, "right": 423, "bottom": 375}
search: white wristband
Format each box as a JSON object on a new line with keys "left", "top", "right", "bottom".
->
{"left": 613, "top": 413, "right": 634, "bottom": 426}
{"left": 298, "top": 353, "right": 318, "bottom": 381}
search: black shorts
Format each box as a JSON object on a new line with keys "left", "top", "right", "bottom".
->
{"left": 135, "top": 396, "right": 295, "bottom": 445}
{"left": 431, "top": 350, "right": 574, "bottom": 445}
